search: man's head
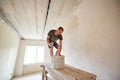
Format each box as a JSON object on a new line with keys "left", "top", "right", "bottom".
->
{"left": 57, "top": 27, "right": 64, "bottom": 35}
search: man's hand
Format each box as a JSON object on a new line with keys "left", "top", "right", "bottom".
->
{"left": 55, "top": 48, "right": 61, "bottom": 56}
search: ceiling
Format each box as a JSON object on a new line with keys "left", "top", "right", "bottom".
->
{"left": 0, "top": 0, "right": 81, "bottom": 40}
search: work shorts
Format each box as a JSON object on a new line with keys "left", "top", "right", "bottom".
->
{"left": 48, "top": 41, "right": 58, "bottom": 49}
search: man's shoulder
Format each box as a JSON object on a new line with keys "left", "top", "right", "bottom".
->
{"left": 58, "top": 35, "right": 63, "bottom": 40}
{"left": 48, "top": 29, "right": 56, "bottom": 36}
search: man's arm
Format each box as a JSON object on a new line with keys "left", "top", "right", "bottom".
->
{"left": 46, "top": 36, "right": 50, "bottom": 44}
{"left": 47, "top": 36, "right": 53, "bottom": 47}
{"left": 57, "top": 40, "right": 63, "bottom": 54}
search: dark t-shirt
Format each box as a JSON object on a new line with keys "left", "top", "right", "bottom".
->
{"left": 48, "top": 30, "right": 63, "bottom": 42}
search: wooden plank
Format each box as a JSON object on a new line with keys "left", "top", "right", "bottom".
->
{"left": 45, "top": 65, "right": 63, "bottom": 80}
{"left": 45, "top": 64, "right": 96, "bottom": 80}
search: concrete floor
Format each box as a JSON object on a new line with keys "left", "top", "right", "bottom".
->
{"left": 12, "top": 72, "right": 42, "bottom": 80}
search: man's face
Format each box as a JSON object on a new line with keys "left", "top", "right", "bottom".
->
{"left": 57, "top": 29, "right": 63, "bottom": 35}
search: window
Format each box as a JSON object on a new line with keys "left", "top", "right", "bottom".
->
{"left": 24, "top": 46, "right": 45, "bottom": 65}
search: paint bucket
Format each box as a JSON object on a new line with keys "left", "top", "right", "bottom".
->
{"left": 51, "top": 55, "right": 65, "bottom": 69}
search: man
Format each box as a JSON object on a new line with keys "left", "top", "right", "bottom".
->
{"left": 46, "top": 27, "right": 64, "bottom": 57}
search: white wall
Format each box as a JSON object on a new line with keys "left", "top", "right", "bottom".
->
{"left": 1, "top": 0, "right": 119, "bottom": 80}
{"left": 61, "top": 0, "right": 120, "bottom": 80}
{"left": 14, "top": 39, "right": 48, "bottom": 76}
{"left": 0, "top": 19, "right": 20, "bottom": 80}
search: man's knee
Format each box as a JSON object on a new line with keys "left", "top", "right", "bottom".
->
{"left": 50, "top": 48, "right": 53, "bottom": 52}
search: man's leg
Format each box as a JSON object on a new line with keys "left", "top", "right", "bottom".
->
{"left": 49, "top": 47, "right": 54, "bottom": 57}
{"left": 55, "top": 50, "right": 60, "bottom": 56}
{"left": 48, "top": 43, "right": 54, "bottom": 57}
{"left": 53, "top": 42, "right": 61, "bottom": 56}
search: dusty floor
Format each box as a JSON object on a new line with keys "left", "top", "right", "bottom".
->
{"left": 12, "top": 72, "right": 42, "bottom": 80}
